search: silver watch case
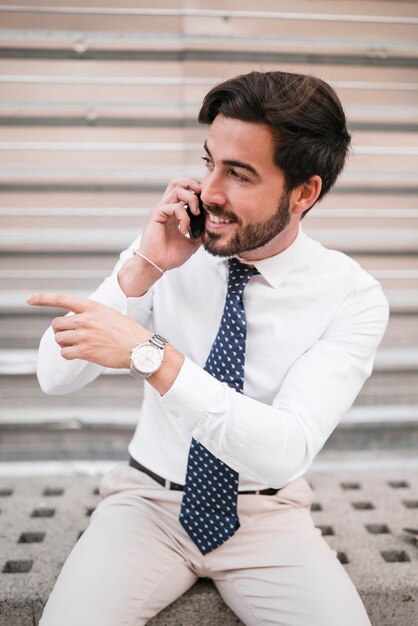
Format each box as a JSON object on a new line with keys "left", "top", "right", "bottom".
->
{"left": 130, "top": 334, "right": 168, "bottom": 379}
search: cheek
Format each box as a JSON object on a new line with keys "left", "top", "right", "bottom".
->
{"left": 234, "top": 196, "right": 271, "bottom": 225}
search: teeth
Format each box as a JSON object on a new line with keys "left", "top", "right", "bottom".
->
{"left": 208, "top": 212, "right": 231, "bottom": 224}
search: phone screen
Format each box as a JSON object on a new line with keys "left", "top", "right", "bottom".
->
{"left": 185, "top": 196, "right": 206, "bottom": 239}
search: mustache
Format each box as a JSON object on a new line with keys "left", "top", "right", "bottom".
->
{"left": 202, "top": 203, "right": 240, "bottom": 224}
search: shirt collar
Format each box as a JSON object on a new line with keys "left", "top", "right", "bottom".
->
{"left": 239, "top": 225, "right": 309, "bottom": 289}
{"left": 204, "top": 224, "right": 310, "bottom": 290}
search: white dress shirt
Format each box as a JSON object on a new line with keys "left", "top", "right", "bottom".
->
{"left": 37, "top": 226, "right": 389, "bottom": 490}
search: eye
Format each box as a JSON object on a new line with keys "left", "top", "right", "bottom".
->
{"left": 201, "top": 156, "right": 213, "bottom": 168}
{"left": 230, "top": 169, "right": 248, "bottom": 182}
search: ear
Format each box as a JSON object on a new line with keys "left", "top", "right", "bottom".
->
{"left": 290, "top": 175, "right": 322, "bottom": 216}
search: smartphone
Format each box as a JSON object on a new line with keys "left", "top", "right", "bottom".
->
{"left": 185, "top": 195, "right": 206, "bottom": 239}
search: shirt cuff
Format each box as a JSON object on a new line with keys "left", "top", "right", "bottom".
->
{"left": 161, "top": 357, "right": 227, "bottom": 433}
{"left": 126, "top": 296, "right": 146, "bottom": 318}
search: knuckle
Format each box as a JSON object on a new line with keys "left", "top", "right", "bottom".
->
{"left": 51, "top": 317, "right": 60, "bottom": 331}
{"left": 78, "top": 329, "right": 87, "bottom": 342}
{"left": 81, "top": 312, "right": 94, "bottom": 328}
{"left": 171, "top": 186, "right": 182, "bottom": 198}
{"left": 165, "top": 179, "right": 178, "bottom": 192}
{"left": 76, "top": 312, "right": 88, "bottom": 326}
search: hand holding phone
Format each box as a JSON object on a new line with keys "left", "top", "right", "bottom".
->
{"left": 184, "top": 195, "right": 206, "bottom": 239}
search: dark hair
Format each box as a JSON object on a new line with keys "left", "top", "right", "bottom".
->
{"left": 198, "top": 71, "right": 351, "bottom": 212}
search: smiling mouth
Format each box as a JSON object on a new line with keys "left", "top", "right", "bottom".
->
{"left": 206, "top": 211, "right": 233, "bottom": 225}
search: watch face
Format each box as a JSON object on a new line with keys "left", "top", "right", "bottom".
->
{"left": 132, "top": 344, "right": 162, "bottom": 375}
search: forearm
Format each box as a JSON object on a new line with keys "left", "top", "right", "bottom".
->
{"left": 160, "top": 359, "right": 309, "bottom": 487}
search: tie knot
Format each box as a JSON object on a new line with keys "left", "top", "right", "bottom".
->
{"left": 228, "top": 258, "right": 259, "bottom": 296}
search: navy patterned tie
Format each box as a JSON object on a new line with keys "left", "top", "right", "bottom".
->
{"left": 180, "top": 258, "right": 259, "bottom": 554}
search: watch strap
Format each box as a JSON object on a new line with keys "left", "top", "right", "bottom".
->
{"left": 149, "top": 334, "right": 169, "bottom": 350}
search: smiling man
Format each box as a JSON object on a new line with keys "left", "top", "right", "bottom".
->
{"left": 32, "top": 71, "right": 389, "bottom": 626}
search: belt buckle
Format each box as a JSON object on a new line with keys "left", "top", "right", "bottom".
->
{"left": 164, "top": 479, "right": 171, "bottom": 489}
{"left": 254, "top": 490, "right": 260, "bottom": 495}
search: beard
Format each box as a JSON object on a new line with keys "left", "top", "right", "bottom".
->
{"left": 202, "top": 187, "right": 291, "bottom": 258}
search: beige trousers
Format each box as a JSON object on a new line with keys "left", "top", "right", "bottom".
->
{"left": 40, "top": 463, "right": 371, "bottom": 626}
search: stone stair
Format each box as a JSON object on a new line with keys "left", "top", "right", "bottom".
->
{"left": 0, "top": 464, "right": 417, "bottom": 626}
{"left": 0, "top": 0, "right": 417, "bottom": 459}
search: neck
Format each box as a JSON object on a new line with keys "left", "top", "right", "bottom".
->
{"left": 239, "top": 221, "right": 300, "bottom": 262}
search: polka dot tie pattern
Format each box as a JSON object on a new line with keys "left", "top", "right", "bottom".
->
{"left": 180, "top": 258, "right": 259, "bottom": 555}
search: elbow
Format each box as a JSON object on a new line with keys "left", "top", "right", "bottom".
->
{"left": 269, "top": 455, "right": 311, "bottom": 489}
{"left": 37, "top": 371, "right": 65, "bottom": 396}
{"left": 256, "top": 439, "right": 312, "bottom": 489}
{"left": 271, "top": 425, "right": 317, "bottom": 488}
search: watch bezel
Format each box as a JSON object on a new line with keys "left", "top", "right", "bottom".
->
{"left": 130, "top": 336, "right": 167, "bottom": 379}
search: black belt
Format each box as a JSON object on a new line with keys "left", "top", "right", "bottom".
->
{"left": 128, "top": 456, "right": 279, "bottom": 495}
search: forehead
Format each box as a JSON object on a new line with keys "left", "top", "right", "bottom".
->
{"left": 206, "top": 114, "right": 277, "bottom": 170}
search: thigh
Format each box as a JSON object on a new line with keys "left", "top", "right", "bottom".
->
{"left": 40, "top": 466, "right": 198, "bottom": 626}
{"left": 211, "top": 483, "right": 371, "bottom": 626}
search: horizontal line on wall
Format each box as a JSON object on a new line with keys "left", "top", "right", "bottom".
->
{"left": 0, "top": 6, "right": 417, "bottom": 25}
{"left": 1, "top": 48, "right": 417, "bottom": 67}
{"left": 2, "top": 143, "right": 418, "bottom": 156}
{"left": 1, "top": 75, "right": 418, "bottom": 91}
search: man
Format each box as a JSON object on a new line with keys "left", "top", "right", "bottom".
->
{"left": 30, "top": 71, "right": 389, "bottom": 626}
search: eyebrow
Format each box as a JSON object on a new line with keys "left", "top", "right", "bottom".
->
{"left": 203, "top": 141, "right": 262, "bottom": 181}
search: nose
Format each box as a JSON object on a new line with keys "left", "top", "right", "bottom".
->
{"left": 200, "top": 170, "right": 227, "bottom": 207}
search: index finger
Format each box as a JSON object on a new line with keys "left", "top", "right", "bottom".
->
{"left": 26, "top": 293, "right": 96, "bottom": 314}
{"left": 162, "top": 178, "right": 201, "bottom": 201}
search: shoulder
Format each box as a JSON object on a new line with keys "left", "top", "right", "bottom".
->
{"left": 302, "top": 233, "right": 389, "bottom": 325}
{"left": 302, "top": 232, "right": 382, "bottom": 291}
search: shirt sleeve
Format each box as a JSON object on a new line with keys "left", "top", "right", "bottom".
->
{"left": 36, "top": 234, "right": 155, "bottom": 395}
{"left": 161, "top": 280, "right": 390, "bottom": 488}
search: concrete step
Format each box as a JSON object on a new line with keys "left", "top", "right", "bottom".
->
{"left": 1, "top": 291, "right": 417, "bottom": 351}
{"left": 2, "top": 207, "right": 418, "bottom": 232}
{"left": 2, "top": 100, "right": 416, "bottom": 129}
{"left": 0, "top": 190, "right": 416, "bottom": 211}
{"left": 0, "top": 368, "right": 144, "bottom": 411}
{"left": 1, "top": 140, "right": 418, "bottom": 176}
{"left": 3, "top": 126, "right": 417, "bottom": 149}
{"left": 5, "top": 250, "right": 416, "bottom": 272}
{"left": 6, "top": 58, "right": 416, "bottom": 83}
{"left": 1, "top": 364, "right": 418, "bottom": 414}
{"left": 1, "top": 363, "right": 418, "bottom": 414}
{"left": 3, "top": 308, "right": 417, "bottom": 348}
{"left": 2, "top": 264, "right": 418, "bottom": 305}
{"left": 0, "top": 464, "right": 417, "bottom": 625}
{"left": 1, "top": 345, "right": 418, "bottom": 426}
{"left": 1, "top": 26, "right": 417, "bottom": 62}
{"left": 1, "top": 2, "right": 418, "bottom": 39}
{"left": 0, "top": 224, "right": 417, "bottom": 253}
{"left": 1, "top": 165, "right": 416, "bottom": 191}
{"left": 1, "top": 405, "right": 418, "bottom": 463}
{"left": 2, "top": 75, "right": 417, "bottom": 121}
{"left": 1, "top": 340, "right": 418, "bottom": 373}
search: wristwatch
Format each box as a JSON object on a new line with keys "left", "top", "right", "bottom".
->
{"left": 129, "top": 334, "right": 169, "bottom": 379}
